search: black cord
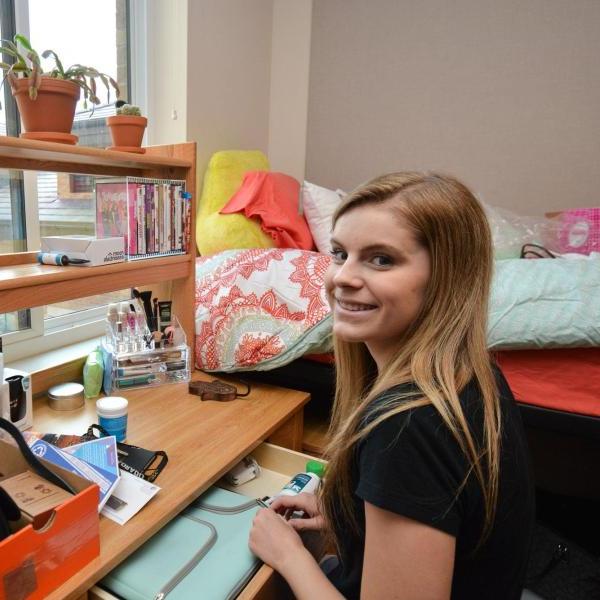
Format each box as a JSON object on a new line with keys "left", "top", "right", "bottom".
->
{"left": 0, "top": 486, "right": 21, "bottom": 541}
{"left": 520, "top": 243, "right": 557, "bottom": 259}
{"left": 0, "top": 487, "right": 20, "bottom": 521}
{"left": 235, "top": 380, "right": 251, "bottom": 398}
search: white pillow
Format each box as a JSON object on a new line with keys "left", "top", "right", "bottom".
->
{"left": 301, "top": 181, "right": 345, "bottom": 253}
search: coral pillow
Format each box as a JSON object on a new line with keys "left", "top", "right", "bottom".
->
{"left": 195, "top": 248, "right": 333, "bottom": 372}
{"left": 196, "top": 150, "right": 275, "bottom": 256}
{"left": 220, "top": 171, "right": 315, "bottom": 250}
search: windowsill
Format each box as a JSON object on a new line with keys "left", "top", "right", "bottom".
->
{"left": 8, "top": 337, "right": 102, "bottom": 395}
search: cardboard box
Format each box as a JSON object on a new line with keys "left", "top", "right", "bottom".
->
{"left": 0, "top": 439, "right": 100, "bottom": 600}
{"left": 40, "top": 235, "right": 125, "bottom": 267}
{"left": 0, "top": 471, "right": 74, "bottom": 519}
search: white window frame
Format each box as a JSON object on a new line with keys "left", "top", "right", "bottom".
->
{"left": 2, "top": 0, "right": 147, "bottom": 362}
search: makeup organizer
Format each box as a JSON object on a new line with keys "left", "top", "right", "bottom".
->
{"left": 101, "top": 313, "right": 190, "bottom": 393}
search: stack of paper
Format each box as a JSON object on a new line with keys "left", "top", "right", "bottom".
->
{"left": 29, "top": 437, "right": 120, "bottom": 511}
{"left": 26, "top": 432, "right": 161, "bottom": 525}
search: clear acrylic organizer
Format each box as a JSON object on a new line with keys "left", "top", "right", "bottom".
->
{"left": 101, "top": 314, "right": 190, "bottom": 393}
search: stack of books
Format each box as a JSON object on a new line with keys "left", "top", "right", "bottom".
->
{"left": 95, "top": 177, "right": 191, "bottom": 260}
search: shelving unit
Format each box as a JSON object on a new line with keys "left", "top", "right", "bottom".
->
{"left": 0, "top": 136, "right": 197, "bottom": 360}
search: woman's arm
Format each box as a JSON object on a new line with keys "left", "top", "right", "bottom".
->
{"left": 280, "top": 544, "right": 346, "bottom": 600}
{"left": 361, "top": 501, "right": 456, "bottom": 600}
{"left": 249, "top": 508, "right": 344, "bottom": 600}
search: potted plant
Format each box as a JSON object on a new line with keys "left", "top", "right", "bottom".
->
{"left": 0, "top": 34, "right": 120, "bottom": 145}
{"left": 106, "top": 101, "right": 147, "bottom": 154}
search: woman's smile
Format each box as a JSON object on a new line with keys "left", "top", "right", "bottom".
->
{"left": 335, "top": 298, "right": 377, "bottom": 312}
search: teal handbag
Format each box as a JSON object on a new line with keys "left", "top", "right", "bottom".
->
{"left": 100, "top": 487, "right": 262, "bottom": 600}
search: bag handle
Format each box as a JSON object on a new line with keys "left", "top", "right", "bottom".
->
{"left": 0, "top": 417, "right": 75, "bottom": 494}
{"left": 85, "top": 424, "right": 169, "bottom": 482}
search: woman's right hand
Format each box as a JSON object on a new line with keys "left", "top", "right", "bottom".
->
{"left": 269, "top": 493, "right": 326, "bottom": 532}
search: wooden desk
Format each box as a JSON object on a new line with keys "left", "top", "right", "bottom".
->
{"left": 32, "top": 372, "right": 310, "bottom": 600}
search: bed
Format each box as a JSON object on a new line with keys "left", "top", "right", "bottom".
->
{"left": 193, "top": 150, "right": 600, "bottom": 470}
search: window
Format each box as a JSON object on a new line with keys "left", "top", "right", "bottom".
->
{"left": 0, "top": 0, "right": 141, "bottom": 361}
{"left": 69, "top": 175, "right": 95, "bottom": 195}
{"left": 0, "top": 0, "right": 28, "bottom": 335}
{"left": 0, "top": 310, "right": 30, "bottom": 335}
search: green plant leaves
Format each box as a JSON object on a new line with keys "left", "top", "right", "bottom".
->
{"left": 13, "top": 34, "right": 32, "bottom": 52}
{"left": 41, "top": 49, "right": 64, "bottom": 77}
{"left": 0, "top": 33, "right": 120, "bottom": 112}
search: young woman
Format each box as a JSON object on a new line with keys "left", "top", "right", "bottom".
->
{"left": 249, "top": 172, "right": 535, "bottom": 599}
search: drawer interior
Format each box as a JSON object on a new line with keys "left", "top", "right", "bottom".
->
{"left": 218, "top": 442, "right": 325, "bottom": 499}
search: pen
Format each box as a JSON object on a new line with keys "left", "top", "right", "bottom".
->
{"left": 37, "top": 252, "right": 90, "bottom": 266}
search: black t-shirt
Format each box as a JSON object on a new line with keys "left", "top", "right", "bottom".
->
{"left": 327, "top": 368, "right": 535, "bottom": 599}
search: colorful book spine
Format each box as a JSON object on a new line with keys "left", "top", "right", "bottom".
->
{"left": 172, "top": 185, "right": 175, "bottom": 249}
{"left": 157, "top": 184, "right": 164, "bottom": 253}
{"left": 166, "top": 185, "right": 172, "bottom": 251}
{"left": 127, "top": 183, "right": 138, "bottom": 256}
{"left": 144, "top": 184, "right": 152, "bottom": 254}
{"left": 175, "top": 185, "right": 182, "bottom": 251}
{"left": 153, "top": 184, "right": 159, "bottom": 254}
{"left": 137, "top": 185, "right": 145, "bottom": 255}
{"left": 182, "top": 192, "right": 192, "bottom": 252}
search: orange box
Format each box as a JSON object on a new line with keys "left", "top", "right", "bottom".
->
{"left": 0, "top": 440, "right": 100, "bottom": 600}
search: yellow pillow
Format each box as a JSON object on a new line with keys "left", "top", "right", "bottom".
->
{"left": 196, "top": 150, "right": 275, "bottom": 255}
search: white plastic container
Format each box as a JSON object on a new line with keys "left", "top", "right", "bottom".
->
{"left": 271, "top": 460, "right": 325, "bottom": 501}
{"left": 279, "top": 472, "right": 321, "bottom": 497}
{"left": 96, "top": 396, "right": 128, "bottom": 442}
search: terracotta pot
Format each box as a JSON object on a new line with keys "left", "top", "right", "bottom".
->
{"left": 11, "top": 77, "right": 80, "bottom": 136}
{"left": 106, "top": 115, "right": 147, "bottom": 149}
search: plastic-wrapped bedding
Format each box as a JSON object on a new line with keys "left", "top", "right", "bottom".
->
{"left": 488, "top": 257, "right": 600, "bottom": 350}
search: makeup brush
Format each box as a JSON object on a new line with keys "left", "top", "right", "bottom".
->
{"left": 133, "top": 289, "right": 154, "bottom": 330}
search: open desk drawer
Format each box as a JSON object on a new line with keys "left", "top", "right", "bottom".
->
{"left": 90, "top": 443, "right": 324, "bottom": 600}
{"left": 231, "top": 443, "right": 325, "bottom": 600}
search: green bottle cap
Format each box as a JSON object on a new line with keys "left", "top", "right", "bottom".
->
{"left": 306, "top": 459, "right": 325, "bottom": 478}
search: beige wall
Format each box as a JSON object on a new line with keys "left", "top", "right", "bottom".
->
{"left": 148, "top": 0, "right": 312, "bottom": 184}
{"left": 305, "top": 0, "right": 600, "bottom": 214}
{"left": 186, "top": 0, "right": 274, "bottom": 177}
{"left": 147, "top": 0, "right": 188, "bottom": 146}
{"left": 268, "top": 0, "right": 313, "bottom": 181}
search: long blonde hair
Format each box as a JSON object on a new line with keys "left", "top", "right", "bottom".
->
{"left": 320, "top": 172, "right": 500, "bottom": 552}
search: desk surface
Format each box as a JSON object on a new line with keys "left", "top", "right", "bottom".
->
{"left": 32, "top": 371, "right": 310, "bottom": 600}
